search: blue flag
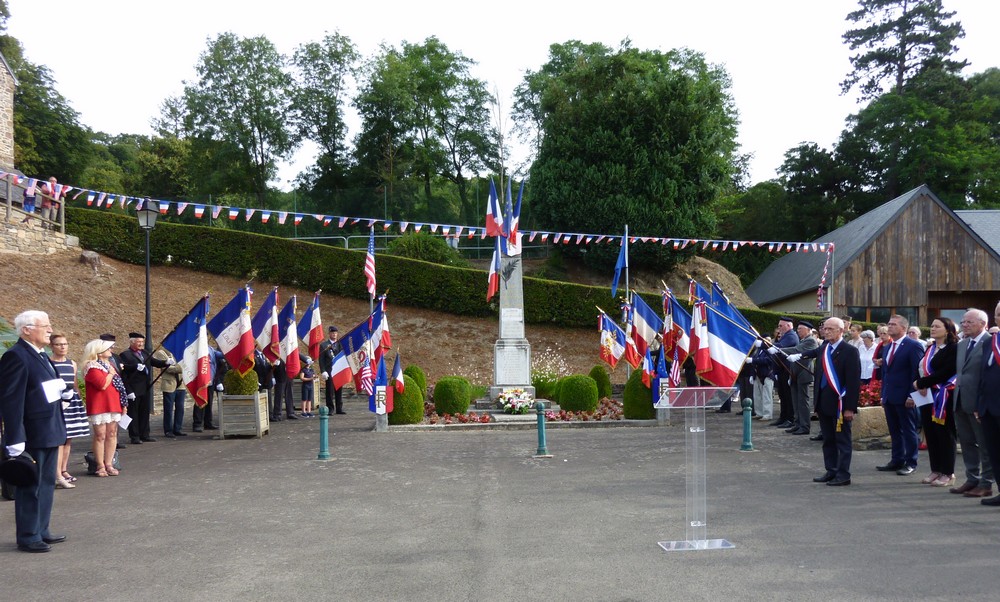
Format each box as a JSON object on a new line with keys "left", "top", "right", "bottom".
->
{"left": 611, "top": 232, "right": 628, "bottom": 298}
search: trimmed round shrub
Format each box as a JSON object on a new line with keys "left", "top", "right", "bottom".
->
{"left": 532, "top": 370, "right": 559, "bottom": 400}
{"left": 389, "top": 375, "right": 424, "bottom": 425}
{"left": 432, "top": 376, "right": 471, "bottom": 415}
{"left": 386, "top": 232, "right": 468, "bottom": 267}
{"left": 223, "top": 367, "right": 259, "bottom": 395}
{"left": 623, "top": 368, "right": 656, "bottom": 419}
{"left": 559, "top": 375, "right": 599, "bottom": 412}
{"left": 588, "top": 364, "right": 612, "bottom": 399}
{"left": 403, "top": 364, "right": 427, "bottom": 399}
{"left": 552, "top": 375, "right": 570, "bottom": 404}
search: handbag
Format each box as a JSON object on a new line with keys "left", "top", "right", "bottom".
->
{"left": 84, "top": 450, "right": 121, "bottom": 475}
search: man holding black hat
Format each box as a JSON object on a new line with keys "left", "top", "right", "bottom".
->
{"left": 119, "top": 332, "right": 170, "bottom": 444}
{"left": 0, "top": 310, "right": 68, "bottom": 552}
{"left": 319, "top": 325, "right": 346, "bottom": 415}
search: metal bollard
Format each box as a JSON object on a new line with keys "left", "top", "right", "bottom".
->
{"left": 317, "top": 405, "right": 331, "bottom": 460}
{"left": 739, "top": 398, "right": 755, "bottom": 452}
{"left": 534, "top": 401, "right": 553, "bottom": 458}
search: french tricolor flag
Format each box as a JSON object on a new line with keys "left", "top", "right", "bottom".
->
{"left": 251, "top": 288, "right": 280, "bottom": 362}
{"left": 392, "top": 353, "right": 405, "bottom": 393}
{"left": 698, "top": 303, "right": 757, "bottom": 388}
{"left": 206, "top": 287, "right": 256, "bottom": 376}
{"left": 485, "top": 179, "right": 503, "bottom": 237}
{"left": 487, "top": 237, "right": 500, "bottom": 301}
{"left": 297, "top": 291, "right": 324, "bottom": 362}
{"left": 630, "top": 294, "right": 664, "bottom": 358}
{"left": 278, "top": 296, "right": 300, "bottom": 379}
{"left": 161, "top": 296, "right": 212, "bottom": 409}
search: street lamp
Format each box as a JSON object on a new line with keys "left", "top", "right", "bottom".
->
{"left": 137, "top": 199, "right": 159, "bottom": 399}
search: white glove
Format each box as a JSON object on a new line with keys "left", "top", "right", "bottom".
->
{"left": 61, "top": 389, "right": 74, "bottom": 400}
{"left": 166, "top": 358, "right": 176, "bottom": 366}
{"left": 321, "top": 371, "right": 329, "bottom": 381}
{"left": 271, "top": 378, "right": 276, "bottom": 387}
{"left": 137, "top": 363, "right": 146, "bottom": 372}
{"left": 5, "top": 443, "right": 25, "bottom": 457}
{"left": 786, "top": 353, "right": 802, "bottom": 362}
{"left": 749, "top": 376, "right": 755, "bottom": 385}
{"left": 127, "top": 392, "right": 136, "bottom": 400}
{"left": 766, "top": 347, "right": 779, "bottom": 355}
{"left": 744, "top": 357, "right": 753, "bottom": 364}
{"left": 753, "top": 339, "right": 762, "bottom": 348}
{"left": 215, "top": 383, "right": 224, "bottom": 392}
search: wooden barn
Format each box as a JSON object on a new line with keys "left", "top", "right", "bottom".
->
{"left": 746, "top": 185, "right": 1000, "bottom": 327}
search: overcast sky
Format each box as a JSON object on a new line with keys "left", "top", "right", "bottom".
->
{"left": 7, "top": 1, "right": 999, "bottom": 190}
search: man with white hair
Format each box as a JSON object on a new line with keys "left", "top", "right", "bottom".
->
{"left": 786, "top": 317, "right": 861, "bottom": 486}
{"left": 0, "top": 310, "right": 68, "bottom": 552}
{"left": 951, "top": 308, "right": 994, "bottom": 498}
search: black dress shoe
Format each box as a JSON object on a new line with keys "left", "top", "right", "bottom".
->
{"left": 164, "top": 432, "right": 176, "bottom": 438}
{"left": 982, "top": 495, "right": 1000, "bottom": 506}
{"left": 17, "top": 541, "right": 51, "bottom": 553}
{"left": 876, "top": 462, "right": 904, "bottom": 472}
{"left": 775, "top": 421, "right": 794, "bottom": 429}
{"left": 813, "top": 472, "right": 836, "bottom": 483}
{"left": 42, "top": 534, "right": 66, "bottom": 544}
{"left": 784, "top": 426, "right": 799, "bottom": 433}
{"left": 286, "top": 414, "right": 299, "bottom": 420}
{"left": 130, "top": 438, "right": 142, "bottom": 445}
{"left": 768, "top": 419, "right": 784, "bottom": 426}
{"left": 336, "top": 411, "right": 347, "bottom": 415}
{"left": 116, "top": 442, "right": 127, "bottom": 449}
{"left": 173, "top": 431, "right": 188, "bottom": 436}
{"left": 827, "top": 478, "right": 851, "bottom": 486}
{"left": 204, "top": 425, "right": 218, "bottom": 430}
{"left": 141, "top": 437, "right": 157, "bottom": 442}
{"left": 792, "top": 428, "right": 810, "bottom": 435}
{"left": 809, "top": 434, "right": 824, "bottom": 441}
{"left": 714, "top": 408, "right": 731, "bottom": 414}
{"left": 192, "top": 426, "right": 204, "bottom": 432}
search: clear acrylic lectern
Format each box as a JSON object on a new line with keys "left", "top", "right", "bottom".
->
{"left": 654, "top": 386, "right": 737, "bottom": 552}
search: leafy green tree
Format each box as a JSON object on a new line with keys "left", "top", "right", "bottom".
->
{"left": 713, "top": 181, "right": 789, "bottom": 284}
{"left": 841, "top": 0, "right": 967, "bottom": 100}
{"left": 183, "top": 32, "right": 297, "bottom": 205}
{"left": 527, "top": 42, "right": 739, "bottom": 272}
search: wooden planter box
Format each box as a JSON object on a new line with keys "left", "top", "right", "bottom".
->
{"left": 218, "top": 392, "right": 270, "bottom": 438}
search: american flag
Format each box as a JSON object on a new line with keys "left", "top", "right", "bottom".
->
{"left": 364, "top": 228, "right": 377, "bottom": 299}
{"left": 668, "top": 345, "right": 682, "bottom": 387}
{"left": 359, "top": 348, "right": 374, "bottom": 395}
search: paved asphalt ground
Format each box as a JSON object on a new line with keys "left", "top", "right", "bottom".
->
{"left": 3, "top": 398, "right": 1000, "bottom": 601}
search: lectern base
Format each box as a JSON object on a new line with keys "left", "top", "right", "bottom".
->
{"left": 657, "top": 538, "right": 735, "bottom": 552}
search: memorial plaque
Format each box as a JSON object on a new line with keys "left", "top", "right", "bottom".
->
{"left": 500, "top": 308, "right": 524, "bottom": 339}
{"left": 494, "top": 341, "right": 531, "bottom": 385}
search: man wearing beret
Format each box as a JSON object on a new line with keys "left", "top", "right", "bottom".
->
{"left": 119, "top": 332, "right": 169, "bottom": 445}
{"left": 319, "top": 326, "right": 346, "bottom": 415}
{"left": 0, "top": 310, "right": 68, "bottom": 552}
{"left": 771, "top": 320, "right": 819, "bottom": 435}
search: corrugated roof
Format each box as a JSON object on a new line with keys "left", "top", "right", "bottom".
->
{"left": 746, "top": 185, "right": 932, "bottom": 306}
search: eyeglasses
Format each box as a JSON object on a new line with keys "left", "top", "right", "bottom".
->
{"left": 51, "top": 343, "right": 68, "bottom": 346}
{"left": 28, "top": 323, "right": 52, "bottom": 329}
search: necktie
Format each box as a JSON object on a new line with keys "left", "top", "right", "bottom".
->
{"left": 968, "top": 339, "right": 976, "bottom": 355}
{"left": 40, "top": 351, "right": 57, "bottom": 378}
{"left": 887, "top": 342, "right": 897, "bottom": 365}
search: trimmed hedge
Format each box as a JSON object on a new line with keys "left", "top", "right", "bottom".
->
{"left": 403, "top": 365, "right": 427, "bottom": 399}
{"left": 66, "top": 208, "right": 836, "bottom": 333}
{"left": 588, "top": 364, "right": 612, "bottom": 399}
{"left": 559, "top": 375, "right": 599, "bottom": 412}
{"left": 623, "top": 368, "right": 656, "bottom": 419}
{"left": 389, "top": 374, "right": 424, "bottom": 425}
{"left": 432, "top": 376, "right": 471, "bottom": 415}
{"left": 222, "top": 368, "right": 258, "bottom": 395}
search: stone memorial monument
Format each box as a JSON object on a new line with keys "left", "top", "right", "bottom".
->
{"left": 490, "top": 208, "right": 534, "bottom": 403}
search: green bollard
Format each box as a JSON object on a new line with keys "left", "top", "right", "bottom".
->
{"left": 739, "top": 398, "right": 755, "bottom": 452}
{"left": 317, "top": 405, "right": 332, "bottom": 460}
{"left": 534, "top": 401, "right": 553, "bottom": 458}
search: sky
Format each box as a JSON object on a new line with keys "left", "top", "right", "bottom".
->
{"left": 7, "top": 1, "right": 999, "bottom": 191}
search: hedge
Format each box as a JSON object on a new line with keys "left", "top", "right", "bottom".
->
{"left": 588, "top": 364, "right": 612, "bottom": 399}
{"left": 559, "top": 375, "right": 599, "bottom": 412}
{"left": 389, "top": 374, "right": 424, "bottom": 425}
{"left": 432, "top": 376, "right": 471, "bottom": 415}
{"left": 403, "top": 364, "right": 427, "bottom": 399}
{"left": 623, "top": 368, "right": 656, "bottom": 419}
{"left": 66, "top": 207, "right": 843, "bottom": 333}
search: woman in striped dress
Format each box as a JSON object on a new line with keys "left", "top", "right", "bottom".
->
{"left": 50, "top": 333, "right": 90, "bottom": 488}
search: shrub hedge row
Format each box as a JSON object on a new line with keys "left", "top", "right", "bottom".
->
{"left": 66, "top": 208, "right": 838, "bottom": 332}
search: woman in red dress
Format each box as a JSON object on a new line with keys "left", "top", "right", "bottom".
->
{"left": 82, "top": 338, "right": 127, "bottom": 476}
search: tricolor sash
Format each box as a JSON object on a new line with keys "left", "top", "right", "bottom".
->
{"left": 922, "top": 344, "right": 955, "bottom": 425}
{"left": 821, "top": 344, "right": 847, "bottom": 431}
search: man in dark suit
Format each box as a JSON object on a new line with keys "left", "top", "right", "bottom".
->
{"left": 788, "top": 317, "right": 861, "bottom": 486}
{"left": 876, "top": 315, "right": 924, "bottom": 475}
{"left": 978, "top": 301, "right": 1000, "bottom": 507}
{"left": 773, "top": 320, "right": 819, "bottom": 435}
{"left": 770, "top": 317, "right": 800, "bottom": 429}
{"left": 318, "top": 326, "right": 346, "bottom": 415}
{"left": 952, "top": 308, "right": 994, "bottom": 497}
{"left": 193, "top": 345, "right": 227, "bottom": 432}
{"left": 119, "top": 332, "right": 169, "bottom": 444}
{"left": 0, "top": 310, "right": 68, "bottom": 552}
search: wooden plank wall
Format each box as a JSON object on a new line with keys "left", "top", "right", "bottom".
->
{"left": 836, "top": 193, "right": 1000, "bottom": 312}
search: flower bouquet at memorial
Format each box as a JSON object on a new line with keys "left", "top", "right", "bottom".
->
{"left": 857, "top": 380, "right": 882, "bottom": 407}
{"left": 497, "top": 388, "right": 534, "bottom": 414}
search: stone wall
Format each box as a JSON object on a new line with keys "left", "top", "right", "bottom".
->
{"left": 0, "top": 62, "right": 14, "bottom": 172}
{"left": 1, "top": 215, "right": 78, "bottom": 255}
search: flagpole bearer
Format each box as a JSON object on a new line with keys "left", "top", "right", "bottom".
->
{"left": 137, "top": 199, "right": 159, "bottom": 409}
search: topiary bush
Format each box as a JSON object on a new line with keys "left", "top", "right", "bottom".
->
{"left": 386, "top": 232, "right": 469, "bottom": 267}
{"left": 552, "top": 376, "right": 570, "bottom": 405}
{"left": 432, "top": 376, "right": 471, "bottom": 415}
{"left": 558, "top": 375, "right": 599, "bottom": 412}
{"left": 403, "top": 364, "right": 427, "bottom": 399}
{"left": 223, "top": 367, "right": 259, "bottom": 395}
{"left": 588, "top": 364, "right": 612, "bottom": 399}
{"left": 623, "top": 368, "right": 656, "bottom": 419}
{"left": 532, "top": 370, "right": 559, "bottom": 400}
{"left": 389, "top": 375, "right": 424, "bottom": 425}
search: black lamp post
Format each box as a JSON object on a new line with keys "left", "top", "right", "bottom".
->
{"left": 137, "top": 200, "right": 159, "bottom": 400}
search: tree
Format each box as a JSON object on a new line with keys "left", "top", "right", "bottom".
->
{"left": 778, "top": 143, "right": 851, "bottom": 239}
{"left": 841, "top": 0, "right": 967, "bottom": 100}
{"left": 183, "top": 32, "right": 297, "bottom": 204}
{"left": 526, "top": 42, "right": 739, "bottom": 271}
{"left": 713, "top": 181, "right": 789, "bottom": 284}
{"left": 290, "top": 31, "right": 359, "bottom": 197}
{"left": 353, "top": 37, "right": 495, "bottom": 224}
